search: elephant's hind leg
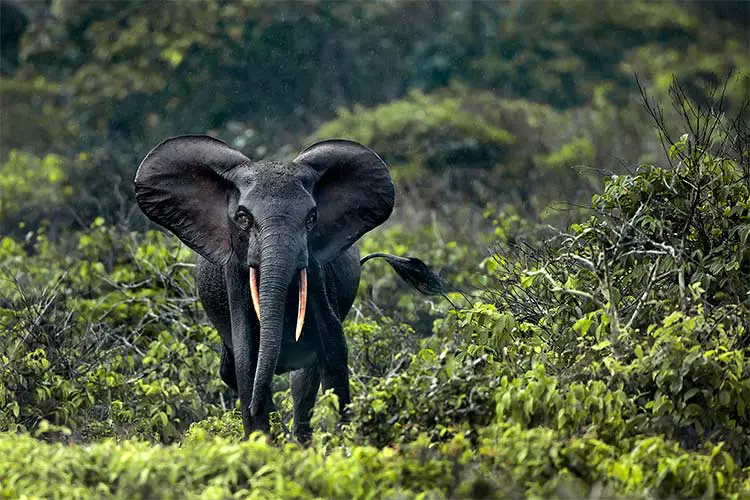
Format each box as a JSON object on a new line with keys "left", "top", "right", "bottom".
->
{"left": 290, "top": 365, "right": 320, "bottom": 443}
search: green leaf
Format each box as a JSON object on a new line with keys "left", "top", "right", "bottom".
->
{"left": 592, "top": 340, "right": 611, "bottom": 351}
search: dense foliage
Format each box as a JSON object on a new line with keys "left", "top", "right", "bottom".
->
{"left": 2, "top": 0, "right": 749, "bottom": 497}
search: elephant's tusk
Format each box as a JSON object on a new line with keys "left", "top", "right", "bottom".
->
{"left": 296, "top": 269, "right": 307, "bottom": 342}
{"left": 249, "top": 267, "right": 261, "bottom": 320}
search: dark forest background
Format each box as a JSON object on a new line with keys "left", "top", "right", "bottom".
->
{"left": 1, "top": 1, "right": 749, "bottom": 497}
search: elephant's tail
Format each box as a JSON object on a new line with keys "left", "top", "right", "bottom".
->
{"left": 360, "top": 253, "right": 450, "bottom": 296}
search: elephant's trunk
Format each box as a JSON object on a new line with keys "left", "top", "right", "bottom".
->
{"left": 249, "top": 233, "right": 300, "bottom": 418}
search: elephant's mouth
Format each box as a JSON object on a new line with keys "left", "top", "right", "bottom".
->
{"left": 249, "top": 267, "right": 308, "bottom": 342}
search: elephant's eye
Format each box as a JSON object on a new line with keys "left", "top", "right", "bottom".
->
{"left": 235, "top": 211, "right": 253, "bottom": 231}
{"left": 306, "top": 208, "right": 318, "bottom": 230}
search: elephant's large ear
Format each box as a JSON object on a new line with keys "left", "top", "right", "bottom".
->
{"left": 294, "top": 140, "right": 395, "bottom": 262}
{"left": 134, "top": 135, "right": 249, "bottom": 266}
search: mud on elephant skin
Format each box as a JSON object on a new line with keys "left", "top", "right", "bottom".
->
{"left": 134, "top": 135, "right": 446, "bottom": 440}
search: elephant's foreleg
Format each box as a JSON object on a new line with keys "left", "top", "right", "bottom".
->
{"left": 223, "top": 342, "right": 275, "bottom": 434}
{"left": 220, "top": 343, "right": 238, "bottom": 392}
{"left": 290, "top": 365, "right": 320, "bottom": 442}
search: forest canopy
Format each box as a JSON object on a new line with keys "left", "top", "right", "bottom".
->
{"left": 1, "top": 0, "right": 749, "bottom": 497}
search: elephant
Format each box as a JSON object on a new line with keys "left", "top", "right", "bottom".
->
{"left": 134, "top": 135, "right": 446, "bottom": 440}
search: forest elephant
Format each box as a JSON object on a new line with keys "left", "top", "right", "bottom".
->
{"left": 134, "top": 135, "right": 445, "bottom": 440}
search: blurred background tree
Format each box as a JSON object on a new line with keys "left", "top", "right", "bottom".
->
{"left": 1, "top": 0, "right": 747, "bottom": 237}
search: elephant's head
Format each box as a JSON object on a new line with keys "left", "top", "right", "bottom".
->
{"left": 134, "top": 135, "right": 394, "bottom": 416}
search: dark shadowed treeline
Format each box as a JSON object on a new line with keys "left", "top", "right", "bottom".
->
{"left": 1, "top": 1, "right": 749, "bottom": 497}
{"left": 2, "top": 0, "right": 748, "bottom": 235}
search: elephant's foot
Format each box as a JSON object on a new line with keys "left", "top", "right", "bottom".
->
{"left": 293, "top": 421, "right": 313, "bottom": 445}
{"left": 241, "top": 413, "right": 270, "bottom": 439}
{"left": 241, "top": 394, "right": 275, "bottom": 439}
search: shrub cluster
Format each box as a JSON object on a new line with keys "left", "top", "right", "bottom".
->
{"left": 0, "top": 222, "right": 228, "bottom": 441}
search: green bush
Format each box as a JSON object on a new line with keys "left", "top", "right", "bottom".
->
{"left": 311, "top": 86, "right": 598, "bottom": 216}
{"left": 0, "top": 151, "right": 78, "bottom": 234}
{"left": 480, "top": 80, "right": 750, "bottom": 465}
{"left": 0, "top": 432, "right": 520, "bottom": 499}
{"left": 0, "top": 222, "right": 228, "bottom": 441}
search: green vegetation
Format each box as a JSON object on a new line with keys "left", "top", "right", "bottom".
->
{"left": 1, "top": 0, "right": 749, "bottom": 497}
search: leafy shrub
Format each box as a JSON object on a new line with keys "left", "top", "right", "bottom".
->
{"left": 481, "top": 79, "right": 750, "bottom": 465}
{"left": 345, "top": 317, "right": 420, "bottom": 380}
{"left": 0, "top": 223, "right": 228, "bottom": 441}
{"left": 0, "top": 432, "right": 521, "bottom": 499}
{"left": 0, "top": 151, "right": 78, "bottom": 235}
{"left": 311, "top": 86, "right": 598, "bottom": 216}
{"left": 349, "top": 344, "right": 505, "bottom": 447}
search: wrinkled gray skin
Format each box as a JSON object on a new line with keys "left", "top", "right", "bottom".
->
{"left": 134, "top": 135, "right": 399, "bottom": 440}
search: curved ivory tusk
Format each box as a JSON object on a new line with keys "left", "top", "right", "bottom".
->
{"left": 296, "top": 268, "right": 307, "bottom": 341}
{"left": 249, "top": 267, "right": 261, "bottom": 320}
